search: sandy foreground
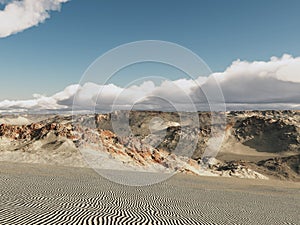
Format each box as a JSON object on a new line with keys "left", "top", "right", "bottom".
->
{"left": 0, "top": 161, "right": 299, "bottom": 225}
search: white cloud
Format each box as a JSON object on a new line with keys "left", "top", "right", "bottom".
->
{"left": 203, "top": 54, "right": 300, "bottom": 104}
{"left": 1, "top": 54, "right": 300, "bottom": 113}
{"left": 0, "top": 0, "right": 69, "bottom": 38}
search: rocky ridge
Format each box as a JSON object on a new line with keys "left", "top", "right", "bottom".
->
{"left": 0, "top": 110, "right": 299, "bottom": 181}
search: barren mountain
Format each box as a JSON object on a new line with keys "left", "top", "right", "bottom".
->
{"left": 0, "top": 110, "right": 299, "bottom": 181}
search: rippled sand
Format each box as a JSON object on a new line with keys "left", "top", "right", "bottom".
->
{"left": 0, "top": 161, "right": 299, "bottom": 225}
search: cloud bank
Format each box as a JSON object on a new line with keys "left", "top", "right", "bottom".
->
{"left": 0, "top": 0, "right": 69, "bottom": 38}
{"left": 202, "top": 54, "right": 300, "bottom": 104}
{"left": 1, "top": 54, "right": 300, "bottom": 113}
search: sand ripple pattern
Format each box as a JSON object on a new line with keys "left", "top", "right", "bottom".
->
{"left": 0, "top": 163, "right": 299, "bottom": 225}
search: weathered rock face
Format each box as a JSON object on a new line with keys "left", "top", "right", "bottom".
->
{"left": 0, "top": 110, "right": 299, "bottom": 180}
{"left": 0, "top": 122, "right": 74, "bottom": 141}
{"left": 94, "top": 111, "right": 214, "bottom": 160}
{"left": 256, "top": 154, "right": 300, "bottom": 181}
{"left": 233, "top": 115, "right": 299, "bottom": 152}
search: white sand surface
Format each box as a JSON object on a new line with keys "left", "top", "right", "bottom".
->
{"left": 0, "top": 161, "right": 299, "bottom": 225}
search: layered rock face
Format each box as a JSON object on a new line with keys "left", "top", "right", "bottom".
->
{"left": 233, "top": 114, "right": 299, "bottom": 153}
{"left": 0, "top": 110, "right": 299, "bottom": 180}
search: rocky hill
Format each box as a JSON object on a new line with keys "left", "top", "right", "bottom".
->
{"left": 0, "top": 110, "right": 299, "bottom": 181}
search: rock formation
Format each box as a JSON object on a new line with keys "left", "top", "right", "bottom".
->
{"left": 0, "top": 110, "right": 299, "bottom": 181}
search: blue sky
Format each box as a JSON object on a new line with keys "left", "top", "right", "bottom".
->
{"left": 1, "top": 0, "right": 300, "bottom": 100}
